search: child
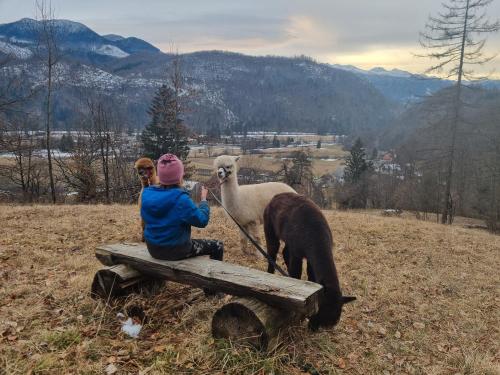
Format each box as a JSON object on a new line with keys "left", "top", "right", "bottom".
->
{"left": 141, "top": 153, "right": 224, "bottom": 263}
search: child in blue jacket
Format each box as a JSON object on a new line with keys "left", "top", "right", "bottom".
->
{"left": 141, "top": 153, "right": 223, "bottom": 262}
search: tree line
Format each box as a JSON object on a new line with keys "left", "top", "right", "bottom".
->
{"left": 0, "top": 0, "right": 498, "bottom": 234}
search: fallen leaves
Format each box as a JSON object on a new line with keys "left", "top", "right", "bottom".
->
{"left": 153, "top": 345, "right": 166, "bottom": 353}
{"left": 1, "top": 204, "right": 498, "bottom": 374}
{"left": 337, "top": 357, "right": 346, "bottom": 369}
{"left": 1, "top": 321, "right": 21, "bottom": 343}
{"left": 413, "top": 322, "right": 426, "bottom": 329}
{"left": 105, "top": 363, "right": 118, "bottom": 374}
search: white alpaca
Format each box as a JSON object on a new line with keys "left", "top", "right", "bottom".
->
{"left": 213, "top": 155, "right": 296, "bottom": 255}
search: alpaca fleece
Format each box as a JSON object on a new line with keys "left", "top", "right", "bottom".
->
{"left": 213, "top": 155, "right": 296, "bottom": 255}
{"left": 134, "top": 157, "right": 159, "bottom": 241}
{"left": 264, "top": 192, "right": 355, "bottom": 330}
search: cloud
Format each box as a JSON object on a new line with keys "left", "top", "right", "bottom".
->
{"left": 0, "top": 0, "right": 498, "bottom": 75}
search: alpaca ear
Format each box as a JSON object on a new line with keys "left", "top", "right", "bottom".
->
{"left": 234, "top": 155, "right": 241, "bottom": 162}
{"left": 342, "top": 296, "right": 356, "bottom": 304}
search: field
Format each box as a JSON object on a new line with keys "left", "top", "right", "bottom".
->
{"left": 1, "top": 204, "right": 499, "bottom": 374}
{"left": 189, "top": 143, "right": 346, "bottom": 178}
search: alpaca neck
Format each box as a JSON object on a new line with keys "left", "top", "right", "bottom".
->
{"left": 322, "top": 269, "right": 342, "bottom": 296}
{"left": 312, "top": 255, "right": 342, "bottom": 296}
{"left": 221, "top": 176, "right": 239, "bottom": 205}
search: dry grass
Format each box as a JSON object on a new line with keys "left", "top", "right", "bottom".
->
{"left": 189, "top": 144, "right": 346, "bottom": 178}
{"left": 0, "top": 204, "right": 499, "bottom": 374}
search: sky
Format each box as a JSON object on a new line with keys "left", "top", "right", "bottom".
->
{"left": 1, "top": 0, "right": 499, "bottom": 76}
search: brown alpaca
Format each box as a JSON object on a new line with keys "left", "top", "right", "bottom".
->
{"left": 134, "top": 157, "right": 159, "bottom": 241}
{"left": 263, "top": 193, "right": 355, "bottom": 330}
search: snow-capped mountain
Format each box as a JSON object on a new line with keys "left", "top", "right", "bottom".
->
{"left": 1, "top": 18, "right": 498, "bottom": 136}
{"left": 331, "top": 64, "right": 453, "bottom": 104}
{"left": 0, "top": 40, "right": 33, "bottom": 59}
{"left": 0, "top": 18, "right": 159, "bottom": 61}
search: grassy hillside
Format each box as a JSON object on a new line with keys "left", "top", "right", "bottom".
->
{"left": 0, "top": 205, "right": 498, "bottom": 374}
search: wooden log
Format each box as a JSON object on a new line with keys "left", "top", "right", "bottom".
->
{"left": 463, "top": 223, "right": 489, "bottom": 230}
{"left": 95, "top": 243, "right": 322, "bottom": 315}
{"left": 91, "top": 264, "right": 164, "bottom": 299}
{"left": 212, "top": 297, "right": 298, "bottom": 351}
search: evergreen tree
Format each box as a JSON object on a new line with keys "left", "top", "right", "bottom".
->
{"left": 272, "top": 135, "right": 280, "bottom": 148}
{"left": 141, "top": 84, "right": 190, "bottom": 161}
{"left": 316, "top": 139, "right": 322, "bottom": 149}
{"left": 335, "top": 138, "right": 373, "bottom": 209}
{"left": 344, "top": 138, "right": 372, "bottom": 183}
{"left": 282, "top": 150, "right": 313, "bottom": 190}
{"left": 58, "top": 133, "right": 74, "bottom": 152}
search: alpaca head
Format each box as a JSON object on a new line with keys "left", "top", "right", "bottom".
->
{"left": 213, "top": 155, "right": 240, "bottom": 183}
{"left": 308, "top": 291, "right": 356, "bottom": 331}
{"left": 134, "top": 157, "right": 156, "bottom": 185}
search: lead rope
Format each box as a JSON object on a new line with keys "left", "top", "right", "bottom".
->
{"left": 207, "top": 188, "right": 289, "bottom": 277}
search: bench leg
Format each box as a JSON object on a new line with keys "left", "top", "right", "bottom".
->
{"left": 211, "top": 297, "right": 299, "bottom": 351}
{"left": 91, "top": 264, "right": 164, "bottom": 299}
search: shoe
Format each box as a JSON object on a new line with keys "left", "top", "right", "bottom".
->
{"left": 203, "top": 288, "right": 223, "bottom": 298}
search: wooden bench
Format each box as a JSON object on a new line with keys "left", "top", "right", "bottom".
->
{"left": 92, "top": 243, "right": 323, "bottom": 350}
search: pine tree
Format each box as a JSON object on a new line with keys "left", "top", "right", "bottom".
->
{"left": 272, "top": 135, "right": 280, "bottom": 148}
{"left": 335, "top": 138, "right": 373, "bottom": 209}
{"left": 344, "top": 138, "right": 372, "bottom": 183}
{"left": 58, "top": 133, "right": 74, "bottom": 152}
{"left": 141, "top": 84, "right": 190, "bottom": 161}
{"left": 282, "top": 150, "right": 313, "bottom": 190}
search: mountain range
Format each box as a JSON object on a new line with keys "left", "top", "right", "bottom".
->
{"left": 0, "top": 18, "right": 498, "bottom": 139}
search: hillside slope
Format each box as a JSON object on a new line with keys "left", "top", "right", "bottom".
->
{"left": 1, "top": 205, "right": 498, "bottom": 374}
{"left": 1, "top": 19, "right": 393, "bottom": 134}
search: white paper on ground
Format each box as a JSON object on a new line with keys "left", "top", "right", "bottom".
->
{"left": 121, "top": 317, "right": 142, "bottom": 338}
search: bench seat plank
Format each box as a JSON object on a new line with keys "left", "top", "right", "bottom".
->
{"left": 96, "top": 243, "right": 322, "bottom": 315}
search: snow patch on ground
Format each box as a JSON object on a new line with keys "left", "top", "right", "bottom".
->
{"left": 0, "top": 40, "right": 32, "bottom": 59}
{"left": 94, "top": 44, "right": 129, "bottom": 58}
{"left": 8, "top": 36, "right": 34, "bottom": 45}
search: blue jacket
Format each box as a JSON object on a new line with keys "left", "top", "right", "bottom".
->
{"left": 141, "top": 186, "right": 210, "bottom": 248}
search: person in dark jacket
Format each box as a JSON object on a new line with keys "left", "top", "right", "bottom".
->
{"left": 141, "top": 153, "right": 223, "bottom": 263}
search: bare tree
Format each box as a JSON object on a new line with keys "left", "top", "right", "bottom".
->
{"left": 0, "top": 57, "right": 35, "bottom": 113}
{"left": 0, "top": 118, "right": 45, "bottom": 201}
{"left": 86, "top": 97, "right": 112, "bottom": 203}
{"left": 419, "top": 0, "right": 499, "bottom": 223}
{"left": 36, "top": 0, "right": 60, "bottom": 203}
{"left": 54, "top": 132, "right": 99, "bottom": 202}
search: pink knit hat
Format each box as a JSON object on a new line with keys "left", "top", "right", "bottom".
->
{"left": 157, "top": 154, "right": 184, "bottom": 185}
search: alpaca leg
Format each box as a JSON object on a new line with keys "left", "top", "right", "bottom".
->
{"left": 248, "top": 221, "right": 262, "bottom": 257}
{"left": 240, "top": 227, "right": 251, "bottom": 255}
{"left": 264, "top": 222, "right": 280, "bottom": 274}
{"left": 288, "top": 254, "right": 303, "bottom": 279}
{"left": 283, "top": 245, "right": 290, "bottom": 271}
{"left": 306, "top": 261, "right": 316, "bottom": 282}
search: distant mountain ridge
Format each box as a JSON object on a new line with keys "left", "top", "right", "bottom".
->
{"left": 0, "top": 18, "right": 159, "bottom": 60}
{"left": 332, "top": 64, "right": 500, "bottom": 104}
{"left": 331, "top": 64, "right": 452, "bottom": 104}
{"left": 0, "top": 18, "right": 498, "bottom": 137}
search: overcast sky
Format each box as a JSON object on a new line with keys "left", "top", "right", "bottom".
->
{"left": 1, "top": 0, "right": 499, "bottom": 75}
